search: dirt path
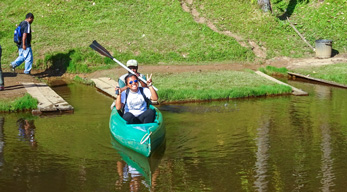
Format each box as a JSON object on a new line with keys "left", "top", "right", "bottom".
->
{"left": 0, "top": 72, "right": 40, "bottom": 100}
{"left": 84, "top": 54, "right": 347, "bottom": 79}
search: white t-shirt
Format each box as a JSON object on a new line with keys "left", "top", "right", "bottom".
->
{"left": 121, "top": 88, "right": 151, "bottom": 117}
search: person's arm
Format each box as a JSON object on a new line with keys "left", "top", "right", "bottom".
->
{"left": 22, "top": 33, "right": 27, "bottom": 50}
{"left": 115, "top": 91, "right": 124, "bottom": 110}
{"left": 118, "top": 78, "right": 128, "bottom": 92}
{"left": 146, "top": 74, "right": 158, "bottom": 101}
{"left": 148, "top": 86, "right": 158, "bottom": 101}
{"left": 140, "top": 74, "right": 147, "bottom": 87}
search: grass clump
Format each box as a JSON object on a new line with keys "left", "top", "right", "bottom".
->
{"left": 259, "top": 66, "right": 288, "bottom": 76}
{"left": 290, "top": 63, "right": 347, "bottom": 85}
{"left": 155, "top": 71, "right": 292, "bottom": 102}
{"left": 73, "top": 75, "right": 95, "bottom": 86}
{"left": 0, "top": 94, "right": 38, "bottom": 112}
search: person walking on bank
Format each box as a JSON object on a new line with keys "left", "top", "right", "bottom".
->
{"left": 0, "top": 45, "right": 4, "bottom": 90}
{"left": 10, "top": 13, "right": 34, "bottom": 75}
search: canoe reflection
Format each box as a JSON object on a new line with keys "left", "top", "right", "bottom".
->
{"left": 111, "top": 137, "right": 165, "bottom": 190}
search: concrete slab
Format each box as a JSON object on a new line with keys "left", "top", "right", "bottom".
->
{"left": 255, "top": 71, "right": 308, "bottom": 96}
{"left": 22, "top": 82, "right": 74, "bottom": 112}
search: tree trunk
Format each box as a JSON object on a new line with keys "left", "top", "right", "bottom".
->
{"left": 258, "top": 0, "right": 272, "bottom": 13}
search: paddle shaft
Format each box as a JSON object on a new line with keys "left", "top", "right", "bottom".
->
{"left": 90, "top": 40, "right": 158, "bottom": 91}
{"left": 112, "top": 57, "right": 158, "bottom": 91}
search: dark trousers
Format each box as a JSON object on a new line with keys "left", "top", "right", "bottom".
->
{"left": 123, "top": 109, "right": 156, "bottom": 124}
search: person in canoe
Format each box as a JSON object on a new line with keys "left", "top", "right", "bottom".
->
{"left": 118, "top": 59, "right": 147, "bottom": 92}
{"left": 115, "top": 73, "right": 158, "bottom": 124}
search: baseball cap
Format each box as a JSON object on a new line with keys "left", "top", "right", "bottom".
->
{"left": 126, "top": 59, "right": 138, "bottom": 67}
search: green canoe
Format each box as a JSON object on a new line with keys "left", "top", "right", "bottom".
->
{"left": 109, "top": 105, "right": 165, "bottom": 157}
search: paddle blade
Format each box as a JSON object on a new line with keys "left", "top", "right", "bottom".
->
{"left": 89, "top": 40, "right": 114, "bottom": 59}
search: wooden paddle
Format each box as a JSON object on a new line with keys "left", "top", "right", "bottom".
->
{"left": 89, "top": 40, "right": 158, "bottom": 91}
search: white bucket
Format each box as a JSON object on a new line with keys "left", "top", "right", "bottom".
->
{"left": 315, "top": 39, "right": 332, "bottom": 59}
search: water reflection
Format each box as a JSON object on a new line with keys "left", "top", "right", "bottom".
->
{"left": 253, "top": 119, "right": 270, "bottom": 192}
{"left": 320, "top": 123, "right": 335, "bottom": 192}
{"left": 0, "top": 81, "right": 346, "bottom": 191}
{"left": 0, "top": 117, "right": 4, "bottom": 169}
{"left": 17, "top": 118, "right": 37, "bottom": 148}
{"left": 111, "top": 138, "right": 165, "bottom": 191}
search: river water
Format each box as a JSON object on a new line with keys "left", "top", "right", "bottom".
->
{"left": 0, "top": 80, "right": 346, "bottom": 191}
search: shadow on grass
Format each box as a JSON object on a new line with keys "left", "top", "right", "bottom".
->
{"left": 34, "top": 50, "right": 75, "bottom": 78}
{"left": 278, "top": 0, "right": 310, "bottom": 20}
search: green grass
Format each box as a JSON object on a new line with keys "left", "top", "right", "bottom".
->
{"left": 194, "top": 0, "right": 346, "bottom": 58}
{"left": 259, "top": 65, "right": 288, "bottom": 76}
{"left": 290, "top": 63, "right": 347, "bottom": 85}
{"left": 1, "top": 0, "right": 345, "bottom": 73}
{"left": 0, "top": 93, "right": 38, "bottom": 112}
{"left": 73, "top": 75, "right": 95, "bottom": 85}
{"left": 0, "top": 0, "right": 253, "bottom": 73}
{"left": 155, "top": 70, "right": 292, "bottom": 102}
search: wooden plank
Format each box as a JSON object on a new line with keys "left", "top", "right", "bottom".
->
{"left": 22, "top": 82, "right": 57, "bottom": 111}
{"left": 22, "top": 82, "right": 73, "bottom": 112}
{"left": 35, "top": 83, "right": 74, "bottom": 111}
{"left": 288, "top": 72, "right": 347, "bottom": 89}
{"left": 91, "top": 78, "right": 118, "bottom": 99}
{"left": 99, "top": 77, "right": 118, "bottom": 87}
{"left": 255, "top": 71, "right": 308, "bottom": 96}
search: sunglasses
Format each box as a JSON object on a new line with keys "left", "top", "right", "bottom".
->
{"left": 129, "top": 80, "right": 138, "bottom": 84}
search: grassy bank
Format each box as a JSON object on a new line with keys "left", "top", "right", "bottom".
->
{"left": 0, "top": 0, "right": 252, "bottom": 73}
{"left": 290, "top": 63, "right": 347, "bottom": 85}
{"left": 0, "top": 93, "right": 38, "bottom": 112}
{"left": 194, "top": 0, "right": 346, "bottom": 58}
{"left": 259, "top": 66, "right": 288, "bottom": 76}
{"left": 154, "top": 70, "right": 292, "bottom": 102}
{"left": 0, "top": 0, "right": 345, "bottom": 73}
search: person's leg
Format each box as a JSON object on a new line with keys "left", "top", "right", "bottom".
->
{"left": 123, "top": 112, "right": 141, "bottom": 124}
{"left": 138, "top": 109, "right": 156, "bottom": 123}
{"left": 24, "top": 47, "right": 33, "bottom": 74}
{"left": 11, "top": 48, "right": 25, "bottom": 69}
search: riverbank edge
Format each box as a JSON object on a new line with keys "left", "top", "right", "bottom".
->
{"left": 1, "top": 60, "right": 346, "bottom": 112}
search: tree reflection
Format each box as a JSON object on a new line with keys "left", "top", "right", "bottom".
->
{"left": 254, "top": 119, "right": 270, "bottom": 192}
{"left": 320, "top": 123, "right": 335, "bottom": 191}
{"left": 0, "top": 117, "right": 4, "bottom": 169}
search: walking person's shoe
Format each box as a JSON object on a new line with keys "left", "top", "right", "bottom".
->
{"left": 9, "top": 64, "right": 15, "bottom": 72}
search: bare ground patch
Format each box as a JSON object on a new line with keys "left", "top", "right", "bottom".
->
{"left": 180, "top": 0, "right": 267, "bottom": 59}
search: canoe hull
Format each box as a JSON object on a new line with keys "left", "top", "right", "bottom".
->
{"left": 109, "top": 105, "right": 165, "bottom": 157}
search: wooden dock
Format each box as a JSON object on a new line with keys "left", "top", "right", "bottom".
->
{"left": 91, "top": 77, "right": 118, "bottom": 99}
{"left": 288, "top": 72, "right": 347, "bottom": 89}
{"left": 22, "top": 82, "right": 74, "bottom": 113}
{"left": 255, "top": 71, "right": 308, "bottom": 96}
